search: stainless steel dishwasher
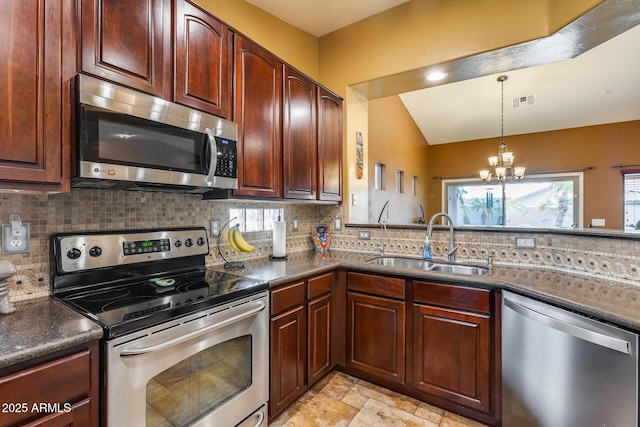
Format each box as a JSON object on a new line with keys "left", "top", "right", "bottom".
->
{"left": 502, "top": 291, "right": 638, "bottom": 427}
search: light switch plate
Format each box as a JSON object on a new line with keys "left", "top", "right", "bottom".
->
{"left": 515, "top": 236, "right": 536, "bottom": 249}
{"left": 292, "top": 218, "right": 299, "bottom": 231}
{"left": 358, "top": 230, "right": 370, "bottom": 240}
{"left": 334, "top": 217, "right": 342, "bottom": 231}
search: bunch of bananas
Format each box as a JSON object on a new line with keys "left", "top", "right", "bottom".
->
{"left": 227, "top": 225, "right": 255, "bottom": 252}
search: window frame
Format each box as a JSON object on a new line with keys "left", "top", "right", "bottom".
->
{"left": 441, "top": 172, "right": 584, "bottom": 229}
{"left": 622, "top": 169, "right": 640, "bottom": 232}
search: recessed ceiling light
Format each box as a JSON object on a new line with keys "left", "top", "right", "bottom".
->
{"left": 426, "top": 71, "right": 448, "bottom": 82}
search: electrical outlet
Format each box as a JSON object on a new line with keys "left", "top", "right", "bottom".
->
{"left": 2, "top": 222, "right": 30, "bottom": 254}
{"left": 210, "top": 220, "right": 220, "bottom": 237}
{"left": 515, "top": 236, "right": 536, "bottom": 249}
{"left": 292, "top": 218, "right": 299, "bottom": 231}
{"left": 334, "top": 217, "right": 342, "bottom": 231}
{"left": 358, "top": 230, "right": 370, "bottom": 240}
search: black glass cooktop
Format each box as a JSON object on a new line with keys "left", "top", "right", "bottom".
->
{"left": 58, "top": 269, "right": 267, "bottom": 338}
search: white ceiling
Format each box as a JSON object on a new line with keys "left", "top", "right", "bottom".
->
{"left": 246, "top": 1, "right": 640, "bottom": 145}
{"left": 399, "top": 23, "right": 640, "bottom": 144}
{"left": 244, "top": 0, "right": 410, "bottom": 37}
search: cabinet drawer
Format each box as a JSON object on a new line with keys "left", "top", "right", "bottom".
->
{"left": 271, "top": 281, "right": 306, "bottom": 315}
{"left": 0, "top": 350, "right": 91, "bottom": 426}
{"left": 413, "top": 281, "right": 491, "bottom": 313}
{"left": 308, "top": 272, "right": 333, "bottom": 300}
{"left": 347, "top": 272, "right": 405, "bottom": 300}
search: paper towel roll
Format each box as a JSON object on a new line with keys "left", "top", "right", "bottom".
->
{"left": 273, "top": 220, "right": 287, "bottom": 258}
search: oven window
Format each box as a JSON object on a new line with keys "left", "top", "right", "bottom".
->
{"left": 146, "top": 335, "right": 252, "bottom": 426}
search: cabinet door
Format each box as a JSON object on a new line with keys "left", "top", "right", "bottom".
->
{"left": 283, "top": 66, "right": 317, "bottom": 200}
{"left": 80, "top": 0, "right": 171, "bottom": 97}
{"left": 413, "top": 303, "right": 491, "bottom": 413}
{"left": 317, "top": 88, "right": 343, "bottom": 201}
{"left": 347, "top": 292, "right": 405, "bottom": 384}
{"left": 234, "top": 35, "right": 283, "bottom": 198}
{"left": 174, "top": 0, "right": 232, "bottom": 118}
{"left": 308, "top": 293, "right": 332, "bottom": 385}
{"left": 0, "top": 0, "right": 67, "bottom": 190}
{"left": 270, "top": 305, "right": 306, "bottom": 418}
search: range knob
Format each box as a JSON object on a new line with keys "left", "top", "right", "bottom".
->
{"left": 174, "top": 240, "right": 182, "bottom": 248}
{"left": 66, "top": 248, "right": 82, "bottom": 260}
{"left": 185, "top": 238, "right": 194, "bottom": 247}
{"left": 89, "top": 246, "right": 103, "bottom": 257}
{"left": 197, "top": 237, "right": 206, "bottom": 246}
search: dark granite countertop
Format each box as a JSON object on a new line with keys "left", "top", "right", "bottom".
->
{"left": 5, "top": 248, "right": 639, "bottom": 371}
{"left": 224, "top": 250, "right": 640, "bottom": 332}
{"left": 0, "top": 297, "right": 103, "bottom": 369}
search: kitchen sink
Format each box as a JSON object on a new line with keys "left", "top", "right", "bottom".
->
{"left": 367, "top": 257, "right": 432, "bottom": 270}
{"left": 427, "top": 263, "right": 489, "bottom": 275}
{"left": 367, "top": 257, "right": 489, "bottom": 275}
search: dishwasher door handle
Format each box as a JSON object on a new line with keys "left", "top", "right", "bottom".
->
{"left": 504, "top": 297, "right": 632, "bottom": 355}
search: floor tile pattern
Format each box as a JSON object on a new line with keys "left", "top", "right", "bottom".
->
{"left": 270, "top": 371, "right": 490, "bottom": 427}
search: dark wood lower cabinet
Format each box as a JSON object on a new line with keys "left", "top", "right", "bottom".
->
{"left": 308, "top": 292, "right": 332, "bottom": 384}
{"left": 412, "top": 303, "right": 491, "bottom": 412}
{"left": 0, "top": 341, "right": 99, "bottom": 427}
{"left": 270, "top": 304, "right": 307, "bottom": 417}
{"left": 269, "top": 272, "right": 336, "bottom": 421}
{"left": 340, "top": 272, "right": 500, "bottom": 426}
{"left": 346, "top": 291, "right": 405, "bottom": 384}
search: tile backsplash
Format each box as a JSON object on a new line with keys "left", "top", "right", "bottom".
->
{"left": 0, "top": 189, "right": 342, "bottom": 301}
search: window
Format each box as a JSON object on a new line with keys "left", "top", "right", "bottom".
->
{"left": 229, "top": 208, "right": 283, "bottom": 232}
{"left": 443, "top": 173, "right": 583, "bottom": 228}
{"left": 623, "top": 171, "right": 640, "bottom": 231}
{"left": 395, "top": 169, "right": 404, "bottom": 193}
{"left": 374, "top": 162, "right": 386, "bottom": 190}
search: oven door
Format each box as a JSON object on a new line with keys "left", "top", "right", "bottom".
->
{"left": 105, "top": 292, "right": 269, "bottom": 427}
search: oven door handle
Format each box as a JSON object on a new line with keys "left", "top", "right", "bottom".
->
{"left": 119, "top": 300, "right": 266, "bottom": 357}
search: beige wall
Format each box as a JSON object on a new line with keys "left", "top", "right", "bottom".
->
{"left": 317, "top": 0, "right": 603, "bottom": 97}
{"left": 367, "top": 96, "right": 429, "bottom": 224}
{"left": 193, "top": 0, "right": 318, "bottom": 79}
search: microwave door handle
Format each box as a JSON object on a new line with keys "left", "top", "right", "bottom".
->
{"left": 204, "top": 128, "right": 217, "bottom": 186}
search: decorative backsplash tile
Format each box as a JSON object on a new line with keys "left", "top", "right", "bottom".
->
{"left": 329, "top": 226, "right": 640, "bottom": 286}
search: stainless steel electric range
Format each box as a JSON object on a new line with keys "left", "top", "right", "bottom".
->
{"left": 51, "top": 227, "right": 269, "bottom": 427}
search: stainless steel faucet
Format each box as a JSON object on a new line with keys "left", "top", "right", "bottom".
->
{"left": 427, "top": 212, "right": 458, "bottom": 262}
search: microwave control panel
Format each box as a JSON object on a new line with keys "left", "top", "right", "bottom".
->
{"left": 215, "top": 137, "right": 237, "bottom": 178}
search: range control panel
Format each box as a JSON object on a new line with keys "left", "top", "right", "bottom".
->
{"left": 54, "top": 228, "right": 209, "bottom": 273}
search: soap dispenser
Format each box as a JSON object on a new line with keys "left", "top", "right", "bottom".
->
{"left": 422, "top": 237, "right": 432, "bottom": 260}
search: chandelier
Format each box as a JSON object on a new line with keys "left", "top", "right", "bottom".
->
{"left": 479, "top": 75, "right": 525, "bottom": 183}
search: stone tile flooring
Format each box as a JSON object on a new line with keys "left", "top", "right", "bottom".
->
{"left": 270, "top": 371, "right": 491, "bottom": 427}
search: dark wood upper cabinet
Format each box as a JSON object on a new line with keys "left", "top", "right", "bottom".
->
{"left": 283, "top": 67, "right": 317, "bottom": 200}
{"left": 234, "top": 35, "right": 283, "bottom": 198}
{"left": 80, "top": 0, "right": 171, "bottom": 98}
{"left": 174, "top": 0, "right": 232, "bottom": 118}
{"left": 317, "top": 88, "right": 343, "bottom": 201}
{"left": 0, "top": 0, "right": 71, "bottom": 191}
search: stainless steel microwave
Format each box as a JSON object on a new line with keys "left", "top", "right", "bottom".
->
{"left": 72, "top": 74, "right": 238, "bottom": 193}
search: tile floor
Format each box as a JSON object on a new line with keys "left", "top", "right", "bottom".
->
{"left": 270, "top": 371, "right": 491, "bottom": 427}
